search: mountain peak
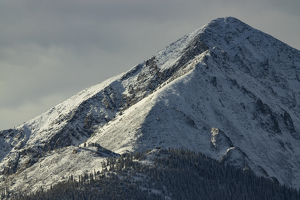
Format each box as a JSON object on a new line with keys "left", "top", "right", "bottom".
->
{"left": 206, "top": 16, "right": 243, "bottom": 26}
{"left": 1, "top": 18, "right": 300, "bottom": 194}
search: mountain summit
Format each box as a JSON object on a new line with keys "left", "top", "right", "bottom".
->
{"left": 1, "top": 17, "right": 300, "bottom": 193}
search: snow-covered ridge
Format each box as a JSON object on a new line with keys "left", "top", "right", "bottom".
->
{"left": 0, "top": 19, "right": 206, "bottom": 180}
{"left": 89, "top": 17, "right": 300, "bottom": 187}
{"left": 1, "top": 17, "right": 300, "bottom": 194}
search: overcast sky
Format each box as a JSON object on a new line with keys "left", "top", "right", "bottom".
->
{"left": 1, "top": 0, "right": 299, "bottom": 130}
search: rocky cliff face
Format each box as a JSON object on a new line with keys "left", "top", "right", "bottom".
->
{"left": 1, "top": 17, "right": 300, "bottom": 190}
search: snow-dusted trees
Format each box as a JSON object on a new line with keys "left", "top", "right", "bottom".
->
{"left": 12, "top": 148, "right": 300, "bottom": 200}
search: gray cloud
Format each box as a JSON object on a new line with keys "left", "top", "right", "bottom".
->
{"left": 0, "top": 0, "right": 299, "bottom": 130}
{"left": 270, "top": 0, "right": 300, "bottom": 16}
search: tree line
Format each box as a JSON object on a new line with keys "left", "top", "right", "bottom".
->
{"left": 8, "top": 148, "right": 300, "bottom": 200}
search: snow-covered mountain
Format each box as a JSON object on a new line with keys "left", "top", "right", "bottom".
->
{"left": 1, "top": 17, "right": 300, "bottom": 193}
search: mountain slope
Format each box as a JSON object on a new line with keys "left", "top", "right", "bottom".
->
{"left": 0, "top": 19, "right": 206, "bottom": 177}
{"left": 88, "top": 17, "right": 300, "bottom": 187}
{"left": 1, "top": 17, "right": 300, "bottom": 193}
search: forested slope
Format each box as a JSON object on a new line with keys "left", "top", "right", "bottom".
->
{"left": 10, "top": 148, "right": 300, "bottom": 200}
